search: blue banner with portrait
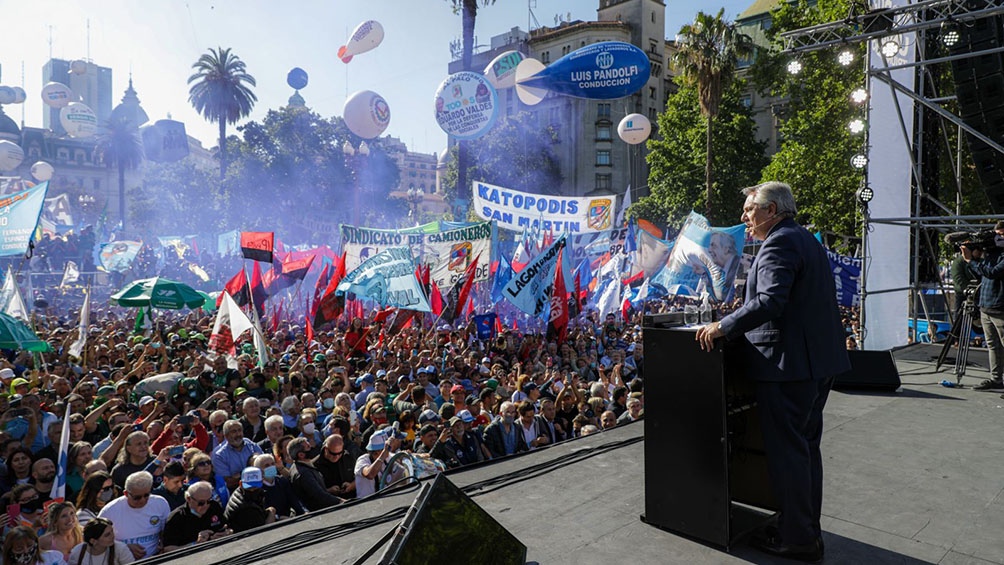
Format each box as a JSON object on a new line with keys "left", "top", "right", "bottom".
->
{"left": 0, "top": 181, "right": 49, "bottom": 257}
{"left": 827, "top": 249, "right": 861, "bottom": 307}
{"left": 650, "top": 211, "right": 745, "bottom": 302}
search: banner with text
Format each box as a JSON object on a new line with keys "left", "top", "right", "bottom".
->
{"left": 0, "top": 182, "right": 48, "bottom": 257}
{"left": 425, "top": 221, "right": 493, "bottom": 289}
{"left": 473, "top": 181, "right": 615, "bottom": 234}
{"left": 503, "top": 235, "right": 566, "bottom": 317}
{"left": 569, "top": 227, "right": 629, "bottom": 262}
{"left": 827, "top": 249, "right": 861, "bottom": 307}
{"left": 336, "top": 247, "right": 431, "bottom": 312}
{"left": 340, "top": 224, "right": 426, "bottom": 272}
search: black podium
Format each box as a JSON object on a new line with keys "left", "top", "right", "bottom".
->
{"left": 641, "top": 324, "right": 776, "bottom": 549}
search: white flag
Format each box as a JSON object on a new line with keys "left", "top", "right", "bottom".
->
{"left": 0, "top": 267, "right": 29, "bottom": 321}
{"left": 68, "top": 290, "right": 90, "bottom": 358}
{"left": 597, "top": 277, "right": 622, "bottom": 319}
{"left": 209, "top": 292, "right": 254, "bottom": 354}
{"left": 60, "top": 261, "right": 80, "bottom": 288}
{"left": 616, "top": 184, "right": 632, "bottom": 227}
{"left": 250, "top": 304, "right": 269, "bottom": 368}
{"left": 50, "top": 412, "right": 71, "bottom": 502}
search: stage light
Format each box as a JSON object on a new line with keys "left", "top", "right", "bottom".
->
{"left": 880, "top": 39, "right": 900, "bottom": 58}
{"left": 856, "top": 184, "right": 875, "bottom": 203}
{"left": 838, "top": 50, "right": 855, "bottom": 66}
{"left": 848, "top": 119, "right": 866, "bottom": 134}
{"left": 941, "top": 20, "right": 961, "bottom": 47}
{"left": 851, "top": 154, "right": 869, "bottom": 168}
{"left": 786, "top": 59, "right": 803, "bottom": 75}
{"left": 850, "top": 88, "right": 869, "bottom": 104}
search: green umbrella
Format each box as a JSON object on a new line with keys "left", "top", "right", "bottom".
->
{"left": 197, "top": 291, "right": 217, "bottom": 312}
{"left": 111, "top": 277, "right": 206, "bottom": 310}
{"left": 0, "top": 313, "right": 52, "bottom": 352}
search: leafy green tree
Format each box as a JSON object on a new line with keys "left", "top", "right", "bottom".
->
{"left": 635, "top": 80, "right": 767, "bottom": 228}
{"left": 187, "top": 47, "right": 257, "bottom": 180}
{"left": 133, "top": 160, "right": 220, "bottom": 236}
{"left": 93, "top": 114, "right": 144, "bottom": 232}
{"left": 673, "top": 9, "right": 754, "bottom": 216}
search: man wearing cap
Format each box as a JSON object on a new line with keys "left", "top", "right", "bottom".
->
{"left": 288, "top": 436, "right": 341, "bottom": 511}
{"left": 354, "top": 431, "right": 399, "bottom": 498}
{"left": 162, "top": 480, "right": 230, "bottom": 551}
{"left": 447, "top": 384, "right": 468, "bottom": 413}
{"left": 224, "top": 466, "right": 277, "bottom": 532}
{"left": 313, "top": 434, "right": 356, "bottom": 499}
{"left": 392, "top": 383, "right": 430, "bottom": 415}
{"left": 443, "top": 411, "right": 488, "bottom": 468}
{"left": 212, "top": 420, "right": 263, "bottom": 493}
{"left": 353, "top": 373, "right": 375, "bottom": 410}
{"left": 415, "top": 368, "right": 438, "bottom": 400}
{"left": 10, "top": 377, "right": 29, "bottom": 396}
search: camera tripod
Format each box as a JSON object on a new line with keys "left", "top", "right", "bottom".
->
{"left": 936, "top": 282, "right": 982, "bottom": 382}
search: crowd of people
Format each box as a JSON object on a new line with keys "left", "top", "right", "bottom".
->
{"left": 0, "top": 297, "right": 649, "bottom": 564}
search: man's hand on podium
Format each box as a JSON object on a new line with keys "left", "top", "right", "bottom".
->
{"left": 695, "top": 322, "right": 723, "bottom": 352}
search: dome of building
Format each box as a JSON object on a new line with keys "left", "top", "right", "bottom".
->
{"left": 288, "top": 90, "right": 306, "bottom": 108}
{"left": 0, "top": 107, "right": 20, "bottom": 142}
{"left": 438, "top": 147, "right": 452, "bottom": 166}
{"left": 110, "top": 77, "right": 149, "bottom": 128}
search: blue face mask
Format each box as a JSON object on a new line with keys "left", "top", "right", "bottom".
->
{"left": 263, "top": 466, "right": 278, "bottom": 480}
{"left": 322, "top": 398, "right": 335, "bottom": 410}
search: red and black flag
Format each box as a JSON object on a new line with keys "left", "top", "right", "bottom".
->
{"left": 281, "top": 254, "right": 315, "bottom": 281}
{"left": 547, "top": 249, "right": 569, "bottom": 345}
{"left": 388, "top": 309, "right": 417, "bottom": 335}
{"left": 241, "top": 231, "right": 274, "bottom": 263}
{"left": 312, "top": 252, "right": 348, "bottom": 329}
{"left": 249, "top": 260, "right": 268, "bottom": 317}
{"left": 309, "top": 264, "right": 331, "bottom": 318}
{"left": 218, "top": 269, "right": 250, "bottom": 308}
{"left": 442, "top": 253, "right": 480, "bottom": 324}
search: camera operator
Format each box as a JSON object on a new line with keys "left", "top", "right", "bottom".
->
{"left": 950, "top": 245, "right": 978, "bottom": 339}
{"left": 961, "top": 220, "right": 1004, "bottom": 391}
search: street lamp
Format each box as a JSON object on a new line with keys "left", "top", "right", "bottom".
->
{"left": 406, "top": 187, "right": 423, "bottom": 225}
{"left": 343, "top": 141, "right": 370, "bottom": 225}
{"left": 78, "top": 193, "right": 96, "bottom": 220}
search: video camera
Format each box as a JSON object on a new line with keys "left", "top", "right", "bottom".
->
{"left": 945, "top": 229, "right": 997, "bottom": 251}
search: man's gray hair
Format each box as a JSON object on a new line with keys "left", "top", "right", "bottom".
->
{"left": 589, "top": 382, "right": 605, "bottom": 398}
{"left": 222, "top": 420, "right": 243, "bottom": 435}
{"left": 124, "top": 471, "right": 153, "bottom": 493}
{"left": 186, "top": 480, "right": 213, "bottom": 498}
{"left": 264, "top": 414, "right": 284, "bottom": 430}
{"left": 287, "top": 437, "right": 311, "bottom": 461}
{"left": 743, "top": 181, "right": 797, "bottom": 218}
{"left": 243, "top": 397, "right": 260, "bottom": 409}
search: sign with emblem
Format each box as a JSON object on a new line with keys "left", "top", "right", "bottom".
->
{"left": 424, "top": 221, "right": 492, "bottom": 289}
{"left": 472, "top": 180, "right": 615, "bottom": 234}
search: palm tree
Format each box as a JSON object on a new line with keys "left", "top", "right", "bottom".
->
{"left": 187, "top": 47, "right": 257, "bottom": 180}
{"left": 673, "top": 9, "right": 753, "bottom": 217}
{"left": 446, "top": 0, "right": 495, "bottom": 210}
{"left": 94, "top": 114, "right": 144, "bottom": 232}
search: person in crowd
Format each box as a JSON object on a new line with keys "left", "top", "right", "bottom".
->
{"left": 516, "top": 401, "right": 549, "bottom": 450}
{"left": 354, "top": 431, "right": 400, "bottom": 499}
{"left": 535, "top": 398, "right": 565, "bottom": 444}
{"left": 75, "top": 472, "right": 115, "bottom": 527}
{"left": 252, "top": 454, "right": 304, "bottom": 519}
{"left": 223, "top": 467, "right": 275, "bottom": 533}
{"left": 185, "top": 453, "right": 215, "bottom": 486}
{"left": 97, "top": 471, "right": 170, "bottom": 560}
{"left": 287, "top": 437, "right": 341, "bottom": 511}
{"left": 151, "top": 462, "right": 187, "bottom": 511}
{"left": 312, "top": 435, "right": 355, "bottom": 499}
{"left": 697, "top": 181, "right": 849, "bottom": 563}
{"left": 442, "top": 414, "right": 487, "bottom": 468}
{"left": 961, "top": 220, "right": 1004, "bottom": 391}
{"left": 211, "top": 420, "right": 263, "bottom": 493}
{"left": 483, "top": 402, "right": 527, "bottom": 459}
{"left": 616, "top": 398, "right": 644, "bottom": 425}
{"left": 257, "top": 415, "right": 286, "bottom": 455}
{"left": 38, "top": 502, "right": 83, "bottom": 561}
{"left": 109, "top": 433, "right": 156, "bottom": 490}
{"left": 66, "top": 517, "right": 136, "bottom": 565}
{"left": 1, "top": 447, "right": 35, "bottom": 496}
{"left": 3, "top": 525, "right": 65, "bottom": 565}
{"left": 161, "top": 481, "right": 229, "bottom": 551}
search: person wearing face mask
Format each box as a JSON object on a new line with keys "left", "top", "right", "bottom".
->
{"left": 252, "top": 454, "right": 304, "bottom": 519}
{"left": 222, "top": 467, "right": 276, "bottom": 532}
{"left": 161, "top": 481, "right": 230, "bottom": 552}
{"left": 67, "top": 517, "right": 136, "bottom": 565}
{"left": 961, "top": 220, "right": 1004, "bottom": 391}
{"left": 481, "top": 401, "right": 528, "bottom": 459}
{"left": 7, "top": 484, "right": 47, "bottom": 531}
{"left": 3, "top": 525, "right": 65, "bottom": 565}
{"left": 75, "top": 472, "right": 115, "bottom": 527}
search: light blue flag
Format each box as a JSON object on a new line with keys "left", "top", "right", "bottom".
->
{"left": 651, "top": 211, "right": 745, "bottom": 302}
{"left": 0, "top": 181, "right": 49, "bottom": 257}
{"left": 336, "top": 247, "right": 431, "bottom": 312}
{"left": 491, "top": 249, "right": 514, "bottom": 304}
{"left": 503, "top": 235, "right": 566, "bottom": 317}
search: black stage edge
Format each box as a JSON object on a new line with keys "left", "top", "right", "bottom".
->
{"left": 891, "top": 341, "right": 989, "bottom": 369}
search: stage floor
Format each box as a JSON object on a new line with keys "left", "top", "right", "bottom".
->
{"left": 145, "top": 345, "right": 1004, "bottom": 564}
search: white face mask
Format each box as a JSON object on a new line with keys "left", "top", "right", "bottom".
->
{"left": 303, "top": 422, "right": 316, "bottom": 435}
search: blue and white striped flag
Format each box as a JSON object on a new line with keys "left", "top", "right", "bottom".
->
{"left": 50, "top": 413, "right": 71, "bottom": 502}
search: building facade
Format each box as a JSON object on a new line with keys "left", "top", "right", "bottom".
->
{"left": 42, "top": 58, "right": 113, "bottom": 136}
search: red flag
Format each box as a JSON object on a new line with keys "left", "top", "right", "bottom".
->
{"left": 310, "top": 264, "right": 331, "bottom": 318}
{"left": 622, "top": 270, "right": 644, "bottom": 287}
{"left": 241, "top": 231, "right": 274, "bottom": 263}
{"left": 373, "top": 307, "right": 396, "bottom": 324}
{"left": 430, "top": 281, "right": 444, "bottom": 316}
{"left": 465, "top": 294, "right": 475, "bottom": 319}
{"left": 219, "top": 269, "right": 249, "bottom": 308}
{"left": 271, "top": 298, "right": 284, "bottom": 334}
{"left": 250, "top": 261, "right": 268, "bottom": 317}
{"left": 312, "top": 254, "right": 347, "bottom": 329}
{"left": 443, "top": 253, "right": 480, "bottom": 323}
{"left": 495, "top": 314, "right": 503, "bottom": 335}
{"left": 547, "top": 249, "right": 569, "bottom": 344}
{"left": 573, "top": 269, "right": 583, "bottom": 315}
{"left": 280, "top": 254, "right": 315, "bottom": 281}
{"left": 305, "top": 315, "right": 314, "bottom": 344}
{"left": 388, "top": 309, "right": 417, "bottom": 335}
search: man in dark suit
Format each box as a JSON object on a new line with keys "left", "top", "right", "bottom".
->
{"left": 697, "top": 181, "right": 849, "bottom": 563}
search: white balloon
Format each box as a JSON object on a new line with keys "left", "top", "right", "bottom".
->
{"left": 0, "top": 141, "right": 24, "bottom": 172}
{"left": 41, "top": 82, "right": 74, "bottom": 108}
{"left": 30, "top": 161, "right": 54, "bottom": 182}
{"left": 343, "top": 90, "right": 391, "bottom": 139}
{"left": 617, "top": 113, "right": 652, "bottom": 145}
{"left": 338, "top": 20, "right": 385, "bottom": 63}
{"left": 60, "top": 102, "right": 98, "bottom": 138}
{"left": 70, "top": 60, "right": 88, "bottom": 75}
{"left": 483, "top": 50, "right": 525, "bottom": 90}
{"left": 0, "top": 87, "right": 15, "bottom": 105}
{"left": 11, "top": 87, "right": 26, "bottom": 104}
{"left": 514, "top": 58, "right": 548, "bottom": 106}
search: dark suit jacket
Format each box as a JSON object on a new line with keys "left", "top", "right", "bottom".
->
{"left": 718, "top": 218, "right": 850, "bottom": 382}
{"left": 289, "top": 460, "right": 340, "bottom": 511}
{"left": 534, "top": 415, "right": 565, "bottom": 444}
{"left": 482, "top": 420, "right": 528, "bottom": 459}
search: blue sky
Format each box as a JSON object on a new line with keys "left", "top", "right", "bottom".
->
{"left": 0, "top": 0, "right": 750, "bottom": 155}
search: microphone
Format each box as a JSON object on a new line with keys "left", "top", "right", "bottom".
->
{"left": 747, "top": 212, "right": 778, "bottom": 235}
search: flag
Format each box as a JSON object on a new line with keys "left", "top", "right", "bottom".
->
{"left": 442, "top": 253, "right": 480, "bottom": 323}
{"left": 50, "top": 409, "right": 72, "bottom": 503}
{"left": 503, "top": 236, "right": 566, "bottom": 317}
{"left": 335, "top": 248, "right": 432, "bottom": 313}
{"left": 430, "top": 281, "right": 444, "bottom": 316}
{"left": 251, "top": 304, "right": 269, "bottom": 368}
{"left": 312, "top": 254, "right": 348, "bottom": 328}
{"left": 188, "top": 263, "right": 210, "bottom": 282}
{"left": 388, "top": 309, "right": 418, "bottom": 335}
{"left": 616, "top": 184, "right": 632, "bottom": 227}
{"left": 68, "top": 290, "right": 90, "bottom": 358}
{"left": 373, "top": 307, "right": 396, "bottom": 324}
{"left": 631, "top": 279, "right": 651, "bottom": 307}
{"left": 310, "top": 264, "right": 331, "bottom": 318}
{"left": 547, "top": 250, "right": 569, "bottom": 344}
{"left": 241, "top": 231, "right": 274, "bottom": 263}
{"left": 270, "top": 299, "right": 284, "bottom": 335}
{"left": 473, "top": 313, "right": 497, "bottom": 340}
{"left": 218, "top": 269, "right": 249, "bottom": 308}
{"left": 624, "top": 221, "right": 638, "bottom": 254}
{"left": 491, "top": 250, "right": 514, "bottom": 304}
{"left": 134, "top": 307, "right": 152, "bottom": 335}
{"left": 0, "top": 267, "right": 29, "bottom": 321}
{"left": 597, "top": 277, "right": 622, "bottom": 319}
{"left": 512, "top": 240, "right": 529, "bottom": 272}
{"left": 280, "top": 254, "right": 315, "bottom": 281}
{"left": 305, "top": 315, "right": 314, "bottom": 344}
{"left": 59, "top": 261, "right": 80, "bottom": 288}
{"left": 250, "top": 261, "right": 268, "bottom": 316}
{"left": 209, "top": 292, "right": 255, "bottom": 355}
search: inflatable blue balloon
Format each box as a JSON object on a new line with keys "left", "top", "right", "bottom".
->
{"left": 287, "top": 68, "right": 309, "bottom": 90}
{"left": 517, "top": 41, "right": 651, "bottom": 100}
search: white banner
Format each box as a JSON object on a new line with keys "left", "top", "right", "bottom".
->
{"left": 425, "top": 221, "right": 492, "bottom": 288}
{"left": 339, "top": 225, "right": 425, "bottom": 272}
{"left": 473, "top": 180, "right": 616, "bottom": 234}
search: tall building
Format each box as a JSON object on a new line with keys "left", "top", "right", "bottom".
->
{"left": 42, "top": 58, "right": 113, "bottom": 135}
{"left": 736, "top": 0, "right": 785, "bottom": 156}
{"left": 447, "top": 0, "right": 672, "bottom": 202}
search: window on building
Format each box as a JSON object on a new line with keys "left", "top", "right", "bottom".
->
{"left": 650, "top": 40, "right": 659, "bottom": 54}
{"left": 740, "top": 94, "right": 753, "bottom": 108}
{"left": 596, "top": 150, "right": 611, "bottom": 166}
{"left": 57, "top": 148, "right": 69, "bottom": 161}
{"left": 27, "top": 145, "right": 41, "bottom": 159}
{"left": 651, "top": 63, "right": 662, "bottom": 78}
{"left": 648, "top": 107, "right": 659, "bottom": 122}
{"left": 597, "top": 103, "right": 611, "bottom": 119}
{"left": 649, "top": 87, "right": 657, "bottom": 99}
{"left": 596, "top": 124, "right": 612, "bottom": 141}
{"left": 541, "top": 51, "right": 550, "bottom": 64}
{"left": 596, "top": 174, "right": 612, "bottom": 191}
{"left": 75, "top": 149, "right": 86, "bottom": 164}
{"left": 92, "top": 179, "right": 101, "bottom": 191}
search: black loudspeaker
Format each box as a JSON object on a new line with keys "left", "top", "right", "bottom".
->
{"left": 949, "top": 5, "right": 1004, "bottom": 212}
{"left": 833, "top": 350, "right": 901, "bottom": 392}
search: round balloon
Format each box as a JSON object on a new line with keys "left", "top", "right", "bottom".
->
{"left": 338, "top": 20, "right": 385, "bottom": 63}
{"left": 0, "top": 141, "right": 24, "bottom": 172}
{"left": 70, "top": 60, "right": 88, "bottom": 75}
{"left": 484, "top": 50, "right": 525, "bottom": 90}
{"left": 0, "top": 87, "right": 15, "bottom": 105}
{"left": 60, "top": 102, "right": 98, "bottom": 138}
{"left": 343, "top": 90, "right": 391, "bottom": 139}
{"left": 514, "top": 58, "right": 548, "bottom": 106}
{"left": 617, "top": 113, "right": 652, "bottom": 145}
{"left": 434, "top": 72, "right": 498, "bottom": 140}
{"left": 41, "top": 82, "right": 74, "bottom": 108}
{"left": 287, "top": 67, "right": 308, "bottom": 90}
{"left": 11, "top": 87, "right": 26, "bottom": 104}
{"left": 30, "top": 161, "right": 54, "bottom": 182}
